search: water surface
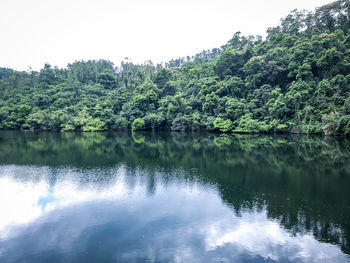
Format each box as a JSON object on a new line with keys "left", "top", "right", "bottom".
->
{"left": 0, "top": 131, "right": 349, "bottom": 263}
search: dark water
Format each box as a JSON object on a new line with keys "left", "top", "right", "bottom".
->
{"left": 0, "top": 131, "right": 350, "bottom": 263}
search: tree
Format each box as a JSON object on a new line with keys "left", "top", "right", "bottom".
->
{"left": 214, "top": 118, "right": 234, "bottom": 132}
{"left": 0, "top": 1, "right": 349, "bottom": 135}
{"left": 132, "top": 118, "right": 145, "bottom": 131}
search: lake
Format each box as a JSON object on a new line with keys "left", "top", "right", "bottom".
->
{"left": 0, "top": 131, "right": 349, "bottom": 263}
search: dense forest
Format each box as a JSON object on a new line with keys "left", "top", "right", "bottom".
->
{"left": 0, "top": 0, "right": 350, "bottom": 134}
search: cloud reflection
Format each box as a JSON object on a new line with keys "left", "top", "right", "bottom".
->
{"left": 0, "top": 165, "right": 348, "bottom": 263}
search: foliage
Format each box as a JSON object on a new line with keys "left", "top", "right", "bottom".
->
{"left": 214, "top": 118, "right": 234, "bottom": 132}
{"left": 131, "top": 118, "right": 145, "bottom": 131}
{"left": 234, "top": 113, "right": 271, "bottom": 133}
{"left": 0, "top": 1, "right": 350, "bottom": 135}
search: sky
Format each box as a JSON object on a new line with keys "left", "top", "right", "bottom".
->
{"left": 0, "top": 0, "right": 335, "bottom": 70}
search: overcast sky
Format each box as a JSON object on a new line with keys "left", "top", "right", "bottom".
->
{"left": 0, "top": 0, "right": 335, "bottom": 70}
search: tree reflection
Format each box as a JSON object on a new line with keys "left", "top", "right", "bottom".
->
{"left": 0, "top": 131, "right": 349, "bottom": 254}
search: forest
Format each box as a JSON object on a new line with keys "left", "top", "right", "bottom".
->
{"left": 0, "top": 0, "right": 350, "bottom": 135}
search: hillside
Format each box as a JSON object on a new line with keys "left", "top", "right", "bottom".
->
{"left": 0, "top": 0, "right": 349, "bottom": 135}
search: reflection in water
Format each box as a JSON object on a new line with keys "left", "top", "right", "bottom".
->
{"left": 0, "top": 131, "right": 349, "bottom": 262}
{"left": 0, "top": 166, "right": 348, "bottom": 263}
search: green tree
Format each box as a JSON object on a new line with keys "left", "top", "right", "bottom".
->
{"left": 132, "top": 118, "right": 145, "bottom": 131}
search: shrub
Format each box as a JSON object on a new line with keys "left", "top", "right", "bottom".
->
{"left": 214, "top": 118, "right": 234, "bottom": 132}
{"left": 131, "top": 118, "right": 145, "bottom": 131}
{"left": 234, "top": 114, "right": 270, "bottom": 133}
{"left": 115, "top": 116, "right": 129, "bottom": 130}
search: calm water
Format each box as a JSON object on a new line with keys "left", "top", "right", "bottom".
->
{"left": 0, "top": 131, "right": 350, "bottom": 263}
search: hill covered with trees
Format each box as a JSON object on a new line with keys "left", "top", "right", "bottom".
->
{"left": 0, "top": 0, "right": 350, "bottom": 135}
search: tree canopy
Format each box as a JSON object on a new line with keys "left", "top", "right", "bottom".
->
{"left": 1, "top": 0, "right": 350, "bottom": 135}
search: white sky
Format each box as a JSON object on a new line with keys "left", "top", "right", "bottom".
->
{"left": 0, "top": 0, "right": 335, "bottom": 70}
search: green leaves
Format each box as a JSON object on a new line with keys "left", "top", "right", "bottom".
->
{"left": 131, "top": 118, "right": 145, "bottom": 131}
{"left": 214, "top": 118, "right": 234, "bottom": 133}
{"left": 0, "top": 1, "right": 350, "bottom": 135}
{"left": 234, "top": 114, "right": 271, "bottom": 133}
{"left": 214, "top": 48, "right": 247, "bottom": 78}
